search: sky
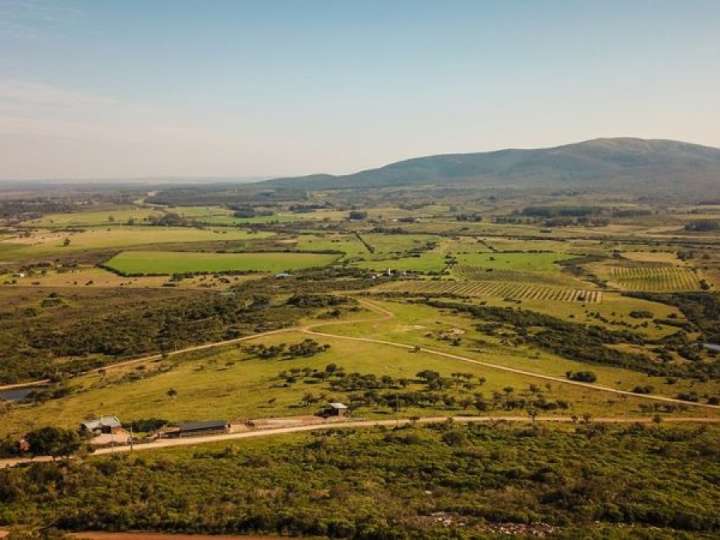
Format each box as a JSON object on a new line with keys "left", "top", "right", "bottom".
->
{"left": 1, "top": 0, "right": 719, "bottom": 180}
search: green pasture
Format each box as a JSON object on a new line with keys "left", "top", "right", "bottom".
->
{"left": 361, "top": 233, "right": 438, "bottom": 255}
{"left": 0, "top": 227, "right": 272, "bottom": 260}
{"left": 0, "top": 329, "right": 687, "bottom": 438}
{"left": 104, "top": 250, "right": 339, "bottom": 275}
{"left": 319, "top": 299, "right": 720, "bottom": 400}
{"left": 354, "top": 240, "right": 575, "bottom": 274}
{"left": 22, "top": 207, "right": 162, "bottom": 227}
{"left": 294, "top": 233, "right": 369, "bottom": 258}
{"left": 355, "top": 251, "right": 449, "bottom": 272}
{"left": 201, "top": 209, "right": 348, "bottom": 225}
{"left": 455, "top": 251, "right": 574, "bottom": 271}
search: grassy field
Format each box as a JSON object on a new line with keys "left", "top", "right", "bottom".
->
{"left": 104, "top": 250, "right": 340, "bottom": 275}
{"left": 1, "top": 266, "right": 264, "bottom": 289}
{"left": 454, "top": 251, "right": 574, "bottom": 271}
{"left": 0, "top": 227, "right": 273, "bottom": 260}
{"left": 309, "top": 299, "right": 720, "bottom": 398}
{"left": 200, "top": 209, "right": 348, "bottom": 225}
{"left": 3, "top": 201, "right": 720, "bottom": 444}
{"left": 22, "top": 207, "right": 162, "bottom": 227}
{"left": 355, "top": 241, "right": 577, "bottom": 275}
{"left": 294, "top": 234, "right": 369, "bottom": 259}
{"left": 374, "top": 280, "right": 603, "bottom": 304}
{"left": 371, "top": 289, "right": 685, "bottom": 339}
{"left": 355, "top": 250, "right": 449, "bottom": 272}
{"left": 588, "top": 260, "right": 703, "bottom": 291}
{"left": 1, "top": 325, "right": 705, "bottom": 438}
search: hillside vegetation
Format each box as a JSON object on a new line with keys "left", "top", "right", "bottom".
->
{"left": 260, "top": 138, "right": 720, "bottom": 196}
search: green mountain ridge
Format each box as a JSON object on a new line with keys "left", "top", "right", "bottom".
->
{"left": 262, "top": 138, "right": 720, "bottom": 195}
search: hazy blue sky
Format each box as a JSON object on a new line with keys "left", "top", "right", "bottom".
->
{"left": 1, "top": 0, "right": 718, "bottom": 179}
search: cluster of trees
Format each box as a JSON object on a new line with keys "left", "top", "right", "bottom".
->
{"left": 246, "top": 339, "right": 330, "bottom": 360}
{"left": 275, "top": 363, "right": 344, "bottom": 385}
{"left": 684, "top": 219, "right": 720, "bottom": 232}
{"left": 286, "top": 293, "right": 352, "bottom": 308}
{"left": 288, "top": 203, "right": 329, "bottom": 213}
{"left": 1, "top": 426, "right": 87, "bottom": 460}
{"left": 231, "top": 206, "right": 274, "bottom": 218}
{"left": 345, "top": 387, "right": 569, "bottom": 414}
{"left": 146, "top": 212, "right": 196, "bottom": 227}
{"left": 2, "top": 424, "right": 718, "bottom": 537}
{"left": 274, "top": 365, "right": 569, "bottom": 415}
{"left": 0, "top": 287, "right": 322, "bottom": 384}
{"left": 124, "top": 418, "right": 168, "bottom": 433}
{"left": 0, "top": 198, "right": 74, "bottom": 221}
{"left": 454, "top": 213, "right": 483, "bottom": 222}
{"left": 514, "top": 206, "right": 609, "bottom": 227}
{"left": 629, "top": 310, "right": 654, "bottom": 319}
{"left": 521, "top": 206, "right": 603, "bottom": 218}
{"left": 146, "top": 185, "right": 306, "bottom": 206}
{"left": 629, "top": 291, "right": 720, "bottom": 343}
{"left": 566, "top": 371, "right": 597, "bottom": 383}
{"left": 421, "top": 299, "right": 720, "bottom": 380}
{"left": 348, "top": 210, "right": 368, "bottom": 220}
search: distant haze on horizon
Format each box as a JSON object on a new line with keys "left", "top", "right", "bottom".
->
{"left": 1, "top": 0, "right": 719, "bottom": 181}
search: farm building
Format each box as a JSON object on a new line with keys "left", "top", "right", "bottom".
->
{"left": 326, "top": 402, "right": 349, "bottom": 417}
{"left": 80, "top": 416, "right": 131, "bottom": 447}
{"left": 80, "top": 416, "right": 122, "bottom": 434}
{"left": 172, "top": 420, "right": 231, "bottom": 437}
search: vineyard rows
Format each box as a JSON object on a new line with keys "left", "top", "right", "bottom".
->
{"left": 374, "top": 280, "right": 603, "bottom": 304}
{"left": 607, "top": 263, "right": 701, "bottom": 292}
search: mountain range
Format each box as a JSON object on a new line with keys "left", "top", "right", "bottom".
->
{"left": 261, "top": 138, "right": 720, "bottom": 196}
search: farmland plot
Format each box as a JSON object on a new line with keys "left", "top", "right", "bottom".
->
{"left": 373, "top": 280, "right": 603, "bottom": 303}
{"left": 603, "top": 262, "right": 702, "bottom": 292}
{"left": 104, "top": 250, "right": 339, "bottom": 275}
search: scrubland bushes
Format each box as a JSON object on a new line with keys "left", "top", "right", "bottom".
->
{"left": 1, "top": 424, "right": 718, "bottom": 538}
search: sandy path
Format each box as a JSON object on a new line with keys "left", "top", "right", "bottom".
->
{"left": 2, "top": 414, "right": 718, "bottom": 469}
{"left": 4, "top": 296, "right": 717, "bottom": 406}
{"left": 0, "top": 327, "right": 300, "bottom": 392}
{"left": 304, "top": 298, "right": 720, "bottom": 410}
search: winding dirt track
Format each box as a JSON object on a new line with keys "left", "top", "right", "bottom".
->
{"left": 304, "top": 299, "right": 720, "bottom": 411}
{"left": 1, "top": 298, "right": 718, "bottom": 469}
{"left": 0, "top": 328, "right": 298, "bottom": 392}
{"left": 2, "top": 413, "right": 719, "bottom": 469}
{"left": 3, "top": 297, "right": 719, "bottom": 413}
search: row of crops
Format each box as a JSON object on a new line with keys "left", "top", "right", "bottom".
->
{"left": 374, "top": 280, "right": 603, "bottom": 304}
{"left": 607, "top": 262, "right": 701, "bottom": 292}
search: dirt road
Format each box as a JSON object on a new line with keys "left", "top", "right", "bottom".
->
{"left": 2, "top": 413, "right": 718, "bottom": 469}
{"left": 305, "top": 299, "right": 720, "bottom": 410}
{"left": 4, "top": 297, "right": 719, "bottom": 411}
{"left": 0, "top": 327, "right": 299, "bottom": 392}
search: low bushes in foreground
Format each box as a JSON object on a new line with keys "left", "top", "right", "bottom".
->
{"left": 1, "top": 423, "right": 718, "bottom": 538}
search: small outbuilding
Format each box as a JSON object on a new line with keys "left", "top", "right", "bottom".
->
{"left": 327, "top": 402, "right": 349, "bottom": 417}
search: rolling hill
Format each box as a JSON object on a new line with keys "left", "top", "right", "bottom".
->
{"left": 261, "top": 138, "right": 720, "bottom": 195}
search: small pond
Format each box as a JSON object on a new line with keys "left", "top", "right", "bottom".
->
{"left": 0, "top": 387, "right": 43, "bottom": 402}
